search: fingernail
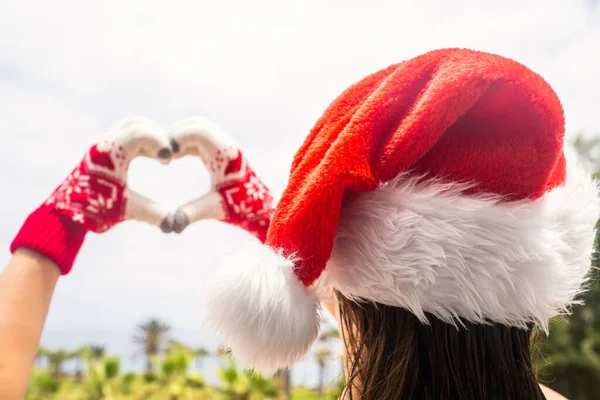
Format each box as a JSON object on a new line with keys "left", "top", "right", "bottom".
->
{"left": 157, "top": 148, "right": 172, "bottom": 159}
{"left": 160, "top": 215, "right": 174, "bottom": 233}
{"left": 170, "top": 138, "right": 180, "bottom": 154}
{"left": 173, "top": 211, "right": 189, "bottom": 234}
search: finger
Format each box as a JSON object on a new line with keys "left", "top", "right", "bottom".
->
{"left": 168, "top": 117, "right": 238, "bottom": 163}
{"left": 124, "top": 188, "right": 172, "bottom": 232}
{"left": 171, "top": 191, "right": 226, "bottom": 233}
{"left": 108, "top": 116, "right": 173, "bottom": 162}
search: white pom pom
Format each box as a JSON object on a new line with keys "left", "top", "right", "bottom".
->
{"left": 205, "top": 243, "right": 320, "bottom": 373}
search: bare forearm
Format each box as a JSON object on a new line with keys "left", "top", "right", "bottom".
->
{"left": 0, "top": 117, "right": 180, "bottom": 399}
{"left": 0, "top": 249, "right": 59, "bottom": 399}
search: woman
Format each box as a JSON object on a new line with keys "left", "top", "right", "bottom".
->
{"left": 205, "top": 49, "right": 599, "bottom": 399}
{"left": 0, "top": 116, "right": 274, "bottom": 399}
{"left": 0, "top": 49, "right": 597, "bottom": 399}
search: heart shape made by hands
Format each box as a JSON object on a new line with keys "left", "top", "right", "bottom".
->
{"left": 45, "top": 116, "right": 273, "bottom": 242}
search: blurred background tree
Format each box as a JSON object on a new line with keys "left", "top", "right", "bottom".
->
{"left": 36, "top": 348, "right": 69, "bottom": 380}
{"left": 132, "top": 318, "right": 171, "bottom": 374}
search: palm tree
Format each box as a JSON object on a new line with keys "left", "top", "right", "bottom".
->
{"left": 72, "top": 345, "right": 105, "bottom": 381}
{"left": 315, "top": 348, "right": 333, "bottom": 398}
{"left": 70, "top": 348, "right": 85, "bottom": 381}
{"left": 133, "top": 318, "right": 171, "bottom": 373}
{"left": 39, "top": 348, "right": 70, "bottom": 379}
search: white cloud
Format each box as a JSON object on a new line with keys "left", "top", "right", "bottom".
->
{"left": 0, "top": 0, "right": 598, "bottom": 383}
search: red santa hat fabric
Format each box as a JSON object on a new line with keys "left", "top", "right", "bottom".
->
{"left": 206, "top": 48, "right": 600, "bottom": 373}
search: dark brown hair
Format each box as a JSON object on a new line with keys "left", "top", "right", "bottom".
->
{"left": 337, "top": 292, "right": 545, "bottom": 400}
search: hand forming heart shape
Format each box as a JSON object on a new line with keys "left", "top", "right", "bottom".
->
{"left": 45, "top": 116, "right": 274, "bottom": 242}
{"left": 165, "top": 117, "right": 274, "bottom": 241}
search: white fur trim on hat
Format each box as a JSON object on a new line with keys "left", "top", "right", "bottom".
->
{"left": 205, "top": 243, "right": 320, "bottom": 373}
{"left": 320, "top": 161, "right": 600, "bottom": 331}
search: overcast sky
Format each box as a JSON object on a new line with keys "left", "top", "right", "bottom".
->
{"left": 0, "top": 0, "right": 599, "bottom": 386}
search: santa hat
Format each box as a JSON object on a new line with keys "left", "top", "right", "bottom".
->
{"left": 206, "top": 48, "right": 600, "bottom": 372}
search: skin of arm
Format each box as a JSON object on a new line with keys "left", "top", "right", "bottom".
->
{"left": 0, "top": 249, "right": 60, "bottom": 399}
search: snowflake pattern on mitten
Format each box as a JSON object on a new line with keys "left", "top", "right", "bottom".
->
{"left": 44, "top": 141, "right": 132, "bottom": 233}
{"left": 211, "top": 146, "right": 274, "bottom": 242}
{"left": 11, "top": 116, "right": 171, "bottom": 274}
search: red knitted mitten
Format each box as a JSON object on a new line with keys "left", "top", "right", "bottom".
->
{"left": 11, "top": 116, "right": 174, "bottom": 274}
{"left": 168, "top": 117, "right": 274, "bottom": 242}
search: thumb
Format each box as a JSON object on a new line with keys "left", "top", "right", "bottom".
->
{"left": 171, "top": 191, "right": 226, "bottom": 233}
{"left": 123, "top": 188, "right": 172, "bottom": 231}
